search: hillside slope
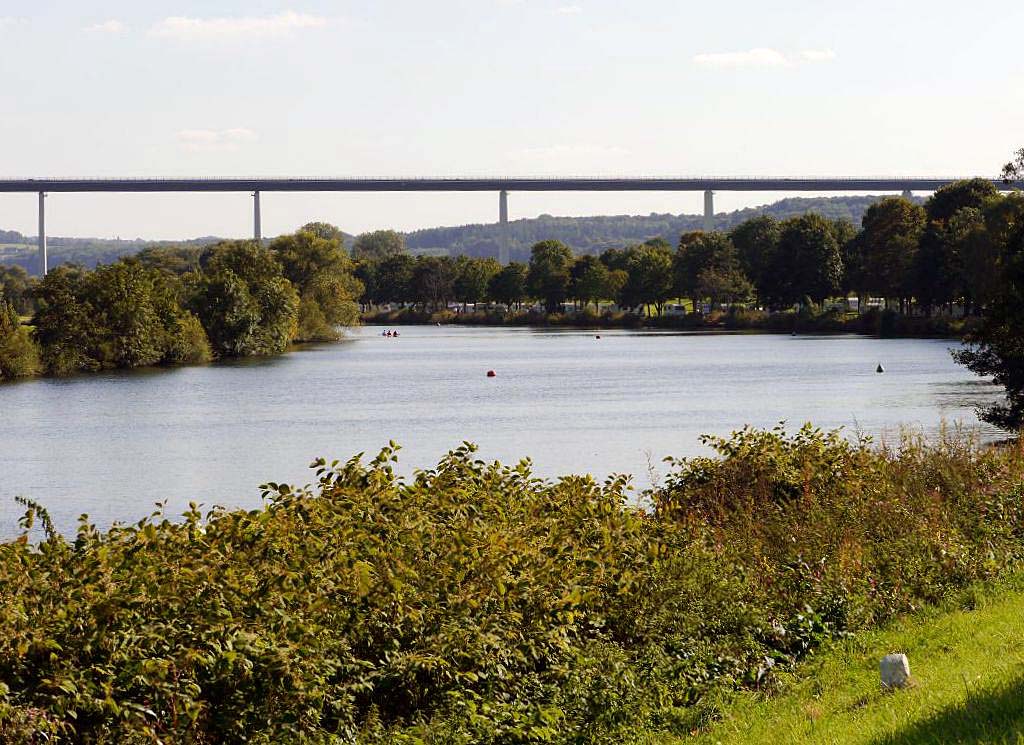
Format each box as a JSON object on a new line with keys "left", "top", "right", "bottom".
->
{"left": 406, "top": 194, "right": 919, "bottom": 261}
{"left": 1, "top": 194, "right": 917, "bottom": 272}
{"left": 692, "top": 576, "right": 1024, "bottom": 745}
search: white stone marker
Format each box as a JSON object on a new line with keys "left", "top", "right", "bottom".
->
{"left": 880, "top": 653, "right": 911, "bottom": 689}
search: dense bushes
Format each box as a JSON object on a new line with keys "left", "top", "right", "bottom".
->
{"left": 32, "top": 262, "right": 211, "bottom": 374}
{"left": 1, "top": 428, "right": 1023, "bottom": 742}
{"left": 0, "top": 301, "right": 39, "bottom": 380}
{"left": 269, "top": 230, "right": 362, "bottom": 342}
{"left": 188, "top": 242, "right": 298, "bottom": 357}
{"left": 10, "top": 228, "right": 363, "bottom": 379}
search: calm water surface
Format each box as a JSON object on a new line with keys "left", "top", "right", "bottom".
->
{"left": 0, "top": 326, "right": 1002, "bottom": 534}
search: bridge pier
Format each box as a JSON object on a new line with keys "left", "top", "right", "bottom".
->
{"left": 253, "top": 191, "right": 262, "bottom": 241}
{"left": 498, "top": 190, "right": 509, "bottom": 264}
{"left": 901, "top": 189, "right": 913, "bottom": 199}
{"left": 703, "top": 190, "right": 714, "bottom": 233}
{"left": 37, "top": 192, "right": 47, "bottom": 277}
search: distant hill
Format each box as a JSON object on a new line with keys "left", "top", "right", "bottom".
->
{"left": 0, "top": 194, "right": 919, "bottom": 273}
{"left": 0, "top": 235, "right": 226, "bottom": 276}
{"left": 405, "top": 195, "right": 923, "bottom": 262}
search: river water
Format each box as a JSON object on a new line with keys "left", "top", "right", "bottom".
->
{"left": 0, "top": 326, "right": 1003, "bottom": 535}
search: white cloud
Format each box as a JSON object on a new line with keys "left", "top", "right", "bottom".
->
{"left": 800, "top": 48, "right": 837, "bottom": 62}
{"left": 693, "top": 47, "right": 837, "bottom": 69}
{"left": 176, "top": 128, "right": 259, "bottom": 153}
{"left": 85, "top": 20, "right": 127, "bottom": 34}
{"left": 693, "top": 48, "right": 791, "bottom": 69}
{"left": 555, "top": 5, "right": 583, "bottom": 14}
{"left": 151, "top": 11, "right": 328, "bottom": 41}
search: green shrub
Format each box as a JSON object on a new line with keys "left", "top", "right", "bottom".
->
{"left": 165, "top": 313, "right": 212, "bottom": 364}
{"left": 0, "top": 301, "right": 40, "bottom": 379}
{"left": 1, "top": 430, "right": 1023, "bottom": 742}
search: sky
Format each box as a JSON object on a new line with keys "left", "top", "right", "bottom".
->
{"left": 1, "top": 0, "right": 1023, "bottom": 240}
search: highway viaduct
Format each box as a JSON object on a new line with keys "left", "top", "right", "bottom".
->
{"left": 0, "top": 177, "right": 1018, "bottom": 275}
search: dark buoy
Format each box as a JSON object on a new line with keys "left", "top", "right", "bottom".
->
{"left": 486, "top": 370, "right": 496, "bottom": 378}
{"left": 596, "top": 335, "right": 601, "bottom": 339}
{"left": 876, "top": 364, "right": 885, "bottom": 374}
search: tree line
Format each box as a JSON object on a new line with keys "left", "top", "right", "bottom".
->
{"left": 4, "top": 177, "right": 1024, "bottom": 430}
{"left": 352, "top": 178, "right": 1014, "bottom": 318}
{"left": 0, "top": 225, "right": 362, "bottom": 379}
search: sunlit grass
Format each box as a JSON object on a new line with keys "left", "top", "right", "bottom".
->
{"left": 690, "top": 576, "right": 1024, "bottom": 745}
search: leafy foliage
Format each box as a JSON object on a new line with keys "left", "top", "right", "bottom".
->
{"left": 2, "top": 429, "right": 1023, "bottom": 742}
{"left": 270, "top": 229, "right": 362, "bottom": 342}
{"left": 188, "top": 241, "right": 299, "bottom": 357}
{"left": 954, "top": 193, "right": 1024, "bottom": 428}
{"left": 0, "top": 300, "right": 40, "bottom": 379}
{"left": 0, "top": 265, "right": 35, "bottom": 316}
{"left": 527, "top": 240, "right": 574, "bottom": 313}
{"left": 30, "top": 262, "right": 209, "bottom": 374}
{"left": 353, "top": 230, "right": 407, "bottom": 261}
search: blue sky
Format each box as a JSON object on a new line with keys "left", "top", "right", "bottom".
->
{"left": 1, "top": 0, "right": 1022, "bottom": 239}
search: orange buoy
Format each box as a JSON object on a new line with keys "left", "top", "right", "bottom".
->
{"left": 486, "top": 370, "right": 496, "bottom": 378}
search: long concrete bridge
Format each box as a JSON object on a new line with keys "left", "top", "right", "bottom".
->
{"left": 1, "top": 177, "right": 1017, "bottom": 274}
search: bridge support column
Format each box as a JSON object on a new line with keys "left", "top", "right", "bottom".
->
{"left": 37, "top": 192, "right": 47, "bottom": 277}
{"left": 703, "top": 190, "right": 714, "bottom": 233}
{"left": 901, "top": 189, "right": 913, "bottom": 199}
{"left": 253, "top": 191, "right": 262, "bottom": 241}
{"left": 498, "top": 190, "right": 510, "bottom": 264}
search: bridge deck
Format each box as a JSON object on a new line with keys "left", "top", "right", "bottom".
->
{"left": 0, "top": 177, "right": 1017, "bottom": 193}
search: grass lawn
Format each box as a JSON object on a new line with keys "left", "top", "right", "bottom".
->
{"left": 691, "top": 576, "right": 1024, "bottom": 745}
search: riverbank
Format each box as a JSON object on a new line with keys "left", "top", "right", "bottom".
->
{"left": 363, "top": 306, "right": 981, "bottom": 338}
{"left": 2, "top": 427, "right": 1022, "bottom": 742}
{"left": 693, "top": 572, "right": 1024, "bottom": 744}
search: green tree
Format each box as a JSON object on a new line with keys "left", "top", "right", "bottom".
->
{"left": 135, "top": 245, "right": 202, "bottom": 276}
{"left": 830, "top": 218, "right": 858, "bottom": 295}
{"left": 487, "top": 262, "right": 528, "bottom": 309}
{"left": 300, "top": 221, "right": 346, "bottom": 243}
{"left": 374, "top": 254, "right": 416, "bottom": 306}
{"left": 527, "top": 240, "right": 574, "bottom": 313}
{"left": 31, "top": 266, "right": 104, "bottom": 374}
{"left": 911, "top": 222, "right": 960, "bottom": 313}
{"left": 353, "top": 260, "right": 378, "bottom": 309}
{"left": 453, "top": 256, "right": 501, "bottom": 310}
{"left": 599, "top": 247, "right": 630, "bottom": 273}
{"left": 674, "top": 233, "right": 747, "bottom": 307}
{"left": 189, "top": 241, "right": 298, "bottom": 357}
{"left": 0, "top": 265, "right": 35, "bottom": 315}
{"left": 955, "top": 192, "right": 1024, "bottom": 429}
{"left": 352, "top": 230, "right": 406, "bottom": 260}
{"left": 954, "top": 206, "right": 1002, "bottom": 313}
{"left": 764, "top": 215, "right": 844, "bottom": 307}
{"left": 696, "top": 265, "right": 754, "bottom": 310}
{"left": 0, "top": 299, "right": 40, "bottom": 379}
{"left": 270, "top": 229, "right": 362, "bottom": 341}
{"left": 411, "top": 256, "right": 456, "bottom": 310}
{"left": 1002, "top": 148, "right": 1024, "bottom": 183}
{"left": 570, "top": 255, "right": 611, "bottom": 310}
{"left": 87, "top": 261, "right": 169, "bottom": 368}
{"left": 858, "top": 198, "right": 926, "bottom": 308}
{"left": 623, "top": 241, "right": 674, "bottom": 315}
{"left": 729, "top": 216, "right": 780, "bottom": 292}
{"left": 926, "top": 178, "right": 999, "bottom": 223}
